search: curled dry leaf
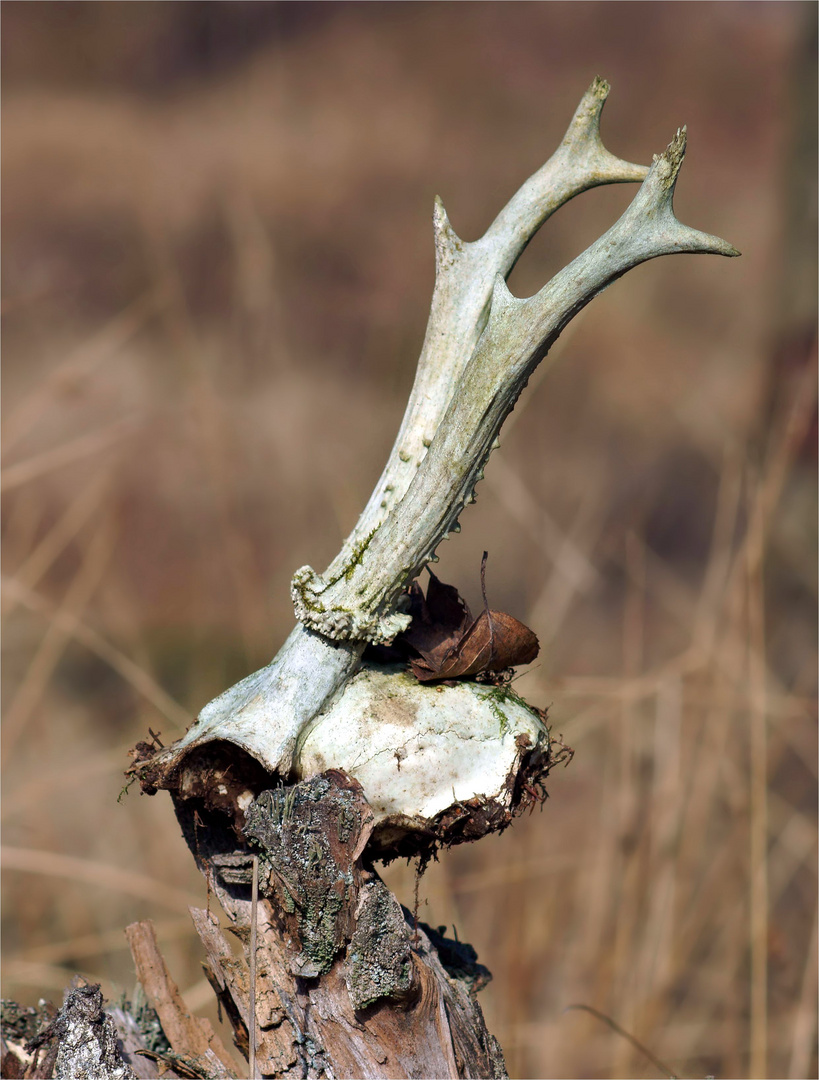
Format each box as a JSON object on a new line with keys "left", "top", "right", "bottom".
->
{"left": 399, "top": 553, "right": 539, "bottom": 682}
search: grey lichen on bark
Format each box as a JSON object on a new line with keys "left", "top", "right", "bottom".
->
{"left": 30, "top": 982, "right": 137, "bottom": 1080}
{"left": 243, "top": 774, "right": 374, "bottom": 979}
{"left": 344, "top": 878, "right": 413, "bottom": 1011}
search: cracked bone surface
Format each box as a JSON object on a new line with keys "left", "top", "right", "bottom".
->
{"left": 295, "top": 665, "right": 549, "bottom": 851}
{"left": 144, "top": 79, "right": 737, "bottom": 830}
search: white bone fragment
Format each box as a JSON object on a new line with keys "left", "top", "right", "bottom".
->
{"left": 296, "top": 666, "right": 547, "bottom": 828}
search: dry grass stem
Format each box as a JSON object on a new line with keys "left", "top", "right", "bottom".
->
{"left": 1, "top": 416, "right": 139, "bottom": 492}
{"left": 2, "top": 289, "right": 164, "bottom": 453}
{"left": 2, "top": 576, "right": 193, "bottom": 730}
{"left": 2, "top": 847, "right": 201, "bottom": 912}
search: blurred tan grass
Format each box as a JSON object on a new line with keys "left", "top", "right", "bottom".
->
{"left": 2, "top": 5, "right": 816, "bottom": 1079}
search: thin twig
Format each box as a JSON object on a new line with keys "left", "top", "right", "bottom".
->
{"left": 1, "top": 415, "right": 139, "bottom": 492}
{"left": 412, "top": 861, "right": 422, "bottom": 949}
{"left": 249, "top": 854, "right": 259, "bottom": 1080}
{"left": 564, "top": 1003, "right": 678, "bottom": 1079}
{"left": 2, "top": 575, "right": 193, "bottom": 731}
{"left": 480, "top": 551, "right": 496, "bottom": 664}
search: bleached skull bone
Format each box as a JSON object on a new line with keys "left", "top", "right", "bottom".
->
{"left": 148, "top": 655, "right": 547, "bottom": 841}
{"left": 296, "top": 665, "right": 548, "bottom": 826}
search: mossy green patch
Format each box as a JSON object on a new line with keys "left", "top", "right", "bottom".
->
{"left": 473, "top": 682, "right": 544, "bottom": 740}
{"left": 343, "top": 527, "right": 378, "bottom": 581}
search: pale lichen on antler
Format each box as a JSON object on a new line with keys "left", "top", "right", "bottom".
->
{"left": 143, "top": 79, "right": 737, "bottom": 801}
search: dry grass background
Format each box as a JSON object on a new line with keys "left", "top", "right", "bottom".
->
{"left": 2, "top": 4, "right": 816, "bottom": 1078}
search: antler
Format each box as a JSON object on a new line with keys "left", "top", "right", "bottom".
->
{"left": 152, "top": 78, "right": 737, "bottom": 779}
{"left": 293, "top": 105, "right": 738, "bottom": 644}
{"left": 325, "top": 76, "right": 647, "bottom": 575}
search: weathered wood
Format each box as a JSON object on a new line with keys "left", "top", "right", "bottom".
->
{"left": 174, "top": 769, "right": 507, "bottom": 1079}
{"left": 124, "top": 921, "right": 238, "bottom": 1079}
{"left": 22, "top": 982, "right": 135, "bottom": 1080}
{"left": 105, "top": 1009, "right": 160, "bottom": 1080}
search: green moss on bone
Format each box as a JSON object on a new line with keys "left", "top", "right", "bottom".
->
{"left": 293, "top": 582, "right": 327, "bottom": 615}
{"left": 473, "top": 683, "right": 546, "bottom": 741}
{"left": 322, "top": 528, "right": 379, "bottom": 589}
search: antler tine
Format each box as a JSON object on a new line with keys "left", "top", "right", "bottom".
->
{"left": 483, "top": 75, "right": 648, "bottom": 255}
{"left": 293, "top": 127, "right": 739, "bottom": 642}
{"left": 314, "top": 79, "right": 648, "bottom": 611}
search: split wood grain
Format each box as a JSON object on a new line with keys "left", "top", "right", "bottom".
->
{"left": 125, "top": 919, "right": 239, "bottom": 1079}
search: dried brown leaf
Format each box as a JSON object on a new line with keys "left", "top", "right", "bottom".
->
{"left": 403, "top": 554, "right": 539, "bottom": 683}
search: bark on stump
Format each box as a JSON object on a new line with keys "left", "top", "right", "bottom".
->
{"left": 156, "top": 763, "right": 509, "bottom": 1079}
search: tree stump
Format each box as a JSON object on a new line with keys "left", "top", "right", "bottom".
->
{"left": 131, "top": 751, "right": 513, "bottom": 1079}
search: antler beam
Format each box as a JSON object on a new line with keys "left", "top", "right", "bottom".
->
{"left": 293, "top": 122, "right": 738, "bottom": 644}
{"left": 331, "top": 76, "right": 647, "bottom": 561}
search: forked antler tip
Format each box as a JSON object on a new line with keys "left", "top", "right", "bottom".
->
{"left": 639, "top": 126, "right": 739, "bottom": 258}
{"left": 562, "top": 78, "right": 649, "bottom": 185}
{"left": 295, "top": 85, "right": 738, "bottom": 640}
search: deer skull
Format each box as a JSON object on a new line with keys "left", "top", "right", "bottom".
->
{"left": 135, "top": 78, "right": 737, "bottom": 852}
